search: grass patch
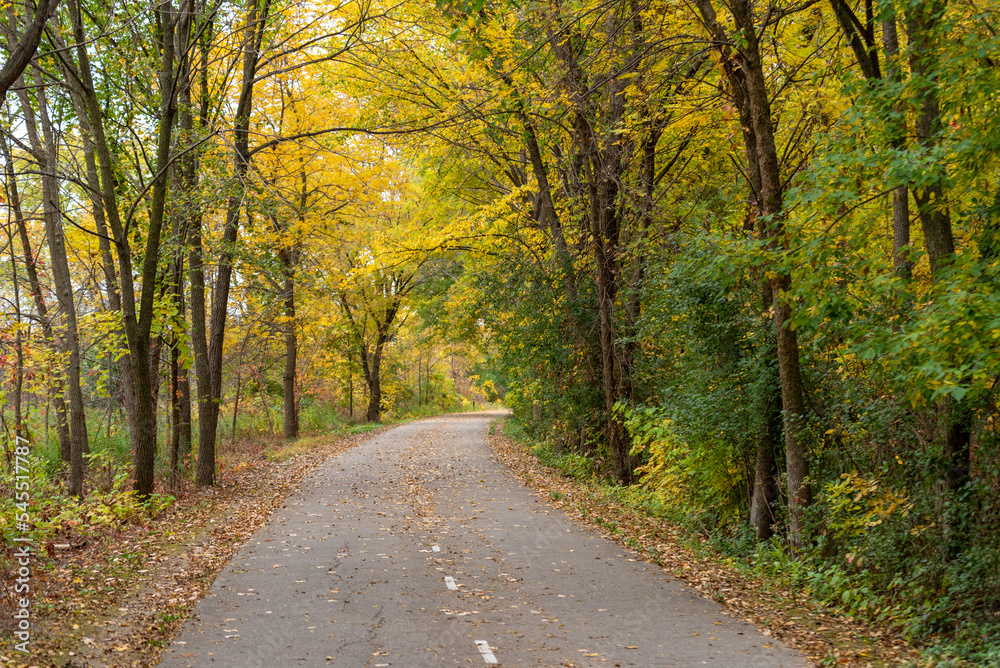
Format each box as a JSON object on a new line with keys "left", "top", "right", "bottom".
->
{"left": 265, "top": 433, "right": 337, "bottom": 461}
{"left": 347, "top": 422, "right": 384, "bottom": 434}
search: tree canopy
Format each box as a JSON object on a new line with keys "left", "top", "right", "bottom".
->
{"left": 2, "top": 0, "right": 1000, "bottom": 660}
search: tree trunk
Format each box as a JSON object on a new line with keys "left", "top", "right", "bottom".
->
{"left": 149, "top": 333, "right": 164, "bottom": 426}
{"left": 830, "top": 3, "right": 913, "bottom": 280}
{"left": 905, "top": 0, "right": 969, "bottom": 499}
{"left": 750, "top": 284, "right": 782, "bottom": 540}
{"left": 189, "top": 211, "right": 213, "bottom": 483}
{"left": 132, "top": 1, "right": 178, "bottom": 497}
{"left": 44, "top": 97, "right": 89, "bottom": 495}
{"left": 749, "top": 427, "right": 778, "bottom": 540}
{"left": 53, "top": 29, "right": 138, "bottom": 441}
{"left": 365, "top": 348, "right": 382, "bottom": 423}
{"left": 281, "top": 251, "right": 299, "bottom": 439}
{"left": 770, "top": 275, "right": 811, "bottom": 542}
{"left": 339, "top": 282, "right": 406, "bottom": 425}
{"left": 726, "top": 45, "right": 781, "bottom": 542}
{"left": 1, "top": 135, "right": 65, "bottom": 452}
{"left": 171, "top": 0, "right": 195, "bottom": 472}
{"left": 67, "top": 0, "right": 178, "bottom": 497}
{"left": 22, "top": 73, "right": 89, "bottom": 495}
{"left": 278, "top": 167, "right": 304, "bottom": 440}
{"left": 188, "top": 178, "right": 215, "bottom": 474}
{"left": 167, "top": 187, "right": 191, "bottom": 468}
{"left": 196, "top": 0, "right": 271, "bottom": 486}
{"left": 4, "top": 219, "right": 26, "bottom": 440}
{"left": 697, "top": 0, "right": 812, "bottom": 544}
{"left": 554, "top": 14, "right": 638, "bottom": 485}
{"left": 0, "top": 0, "right": 58, "bottom": 104}
{"left": 881, "top": 17, "right": 913, "bottom": 280}
{"left": 356, "top": 330, "right": 388, "bottom": 424}
{"left": 740, "top": 0, "right": 811, "bottom": 545}
{"left": 906, "top": 0, "right": 954, "bottom": 277}
{"left": 171, "top": 262, "right": 192, "bottom": 462}
{"left": 170, "top": 337, "right": 180, "bottom": 479}
{"left": 592, "top": 187, "right": 634, "bottom": 484}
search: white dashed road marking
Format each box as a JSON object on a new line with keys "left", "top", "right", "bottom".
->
{"left": 475, "top": 640, "right": 498, "bottom": 664}
{"left": 444, "top": 576, "right": 458, "bottom": 591}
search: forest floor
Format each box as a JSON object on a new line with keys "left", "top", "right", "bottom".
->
{"left": 0, "top": 424, "right": 392, "bottom": 668}
{"left": 1, "top": 415, "right": 927, "bottom": 668}
{"left": 487, "top": 426, "right": 928, "bottom": 668}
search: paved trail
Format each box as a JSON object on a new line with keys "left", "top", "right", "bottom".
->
{"left": 158, "top": 412, "right": 807, "bottom": 667}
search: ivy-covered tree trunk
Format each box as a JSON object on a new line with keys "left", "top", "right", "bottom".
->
{"left": 749, "top": 285, "right": 782, "bottom": 541}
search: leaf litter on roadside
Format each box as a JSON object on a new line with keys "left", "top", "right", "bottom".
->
{"left": 488, "top": 429, "right": 924, "bottom": 668}
{"left": 0, "top": 426, "right": 392, "bottom": 668}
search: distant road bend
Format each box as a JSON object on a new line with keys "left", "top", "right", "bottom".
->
{"left": 158, "top": 412, "right": 807, "bottom": 667}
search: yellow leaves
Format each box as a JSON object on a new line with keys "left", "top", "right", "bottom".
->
{"left": 825, "top": 471, "right": 913, "bottom": 539}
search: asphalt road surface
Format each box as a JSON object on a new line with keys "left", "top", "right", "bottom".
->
{"left": 157, "top": 412, "right": 808, "bottom": 667}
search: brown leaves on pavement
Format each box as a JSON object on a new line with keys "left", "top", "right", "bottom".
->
{"left": 488, "top": 429, "right": 924, "bottom": 668}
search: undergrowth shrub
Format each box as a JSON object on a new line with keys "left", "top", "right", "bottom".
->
{"left": 1, "top": 417, "right": 175, "bottom": 561}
